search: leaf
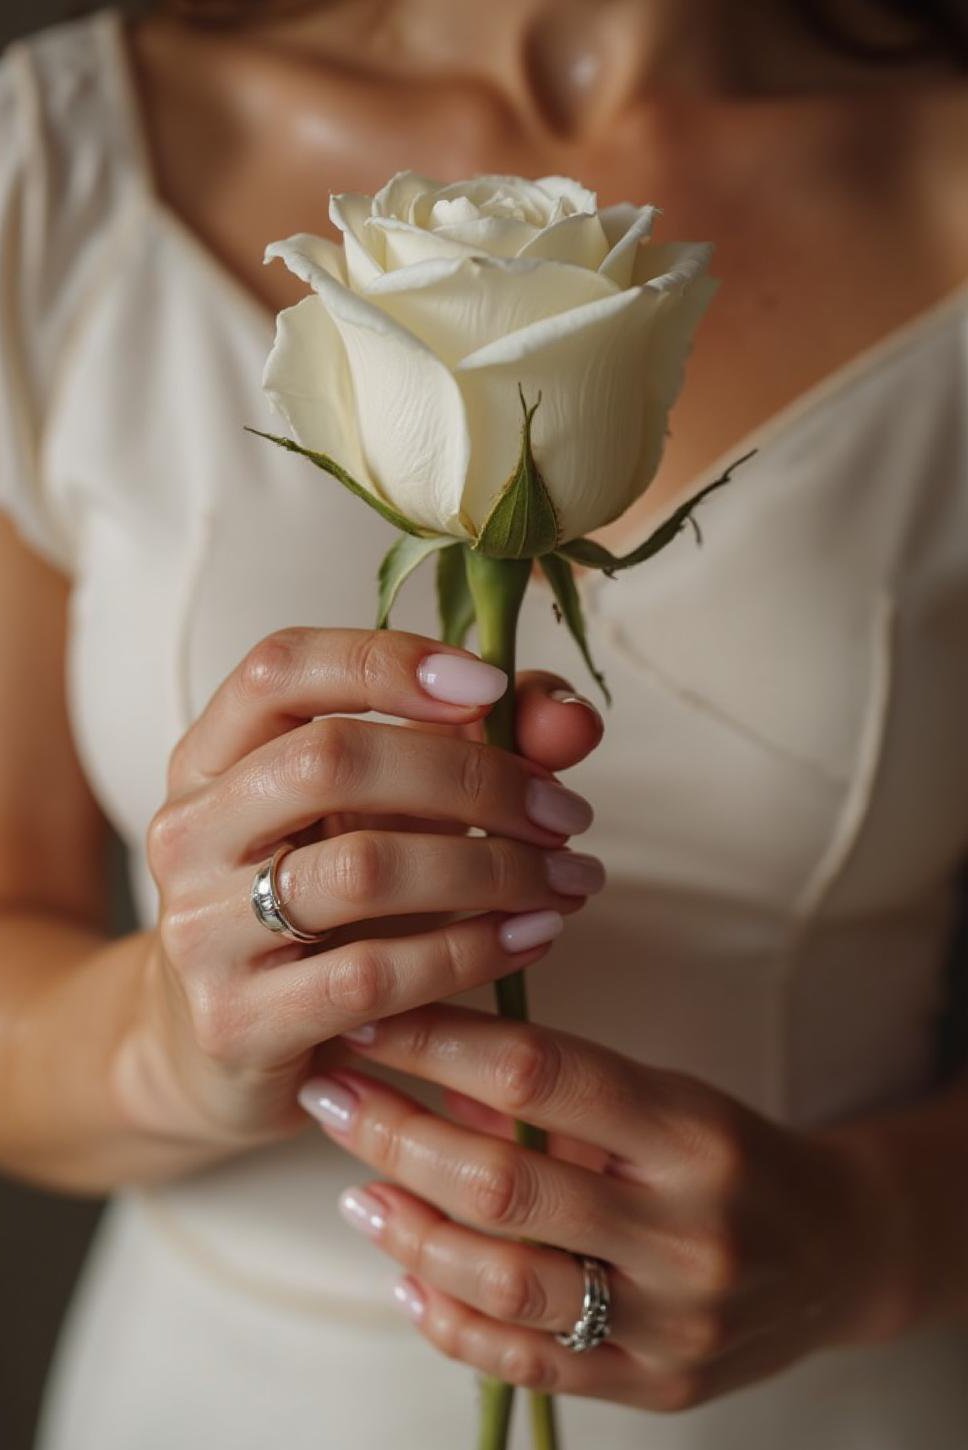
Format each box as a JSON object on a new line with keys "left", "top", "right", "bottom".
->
{"left": 559, "top": 449, "right": 757, "bottom": 576}
{"left": 538, "top": 553, "right": 612, "bottom": 706}
{"left": 376, "top": 534, "right": 453, "bottom": 630}
{"left": 473, "top": 385, "right": 560, "bottom": 560}
{"left": 245, "top": 427, "right": 437, "bottom": 539}
{"left": 436, "top": 543, "right": 476, "bottom": 648}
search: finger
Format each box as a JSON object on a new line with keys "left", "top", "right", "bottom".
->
{"left": 222, "top": 910, "right": 567, "bottom": 1061}
{"left": 336, "top": 1178, "right": 643, "bottom": 1342}
{"left": 334, "top": 1001, "right": 667, "bottom": 1166}
{"left": 514, "top": 672, "right": 604, "bottom": 772}
{"left": 387, "top": 1274, "right": 645, "bottom": 1404}
{"left": 168, "top": 627, "right": 509, "bottom": 797}
{"left": 442, "top": 1091, "right": 608, "bottom": 1171}
{"left": 296, "top": 1067, "right": 646, "bottom": 1263}
{"left": 170, "top": 716, "right": 595, "bottom": 872}
{"left": 228, "top": 831, "right": 604, "bottom": 947}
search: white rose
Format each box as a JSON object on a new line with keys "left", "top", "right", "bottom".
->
{"left": 261, "top": 169, "right": 716, "bottom": 548}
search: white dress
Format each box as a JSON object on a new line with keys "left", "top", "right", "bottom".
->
{"left": 3, "top": 10, "right": 968, "bottom": 1449}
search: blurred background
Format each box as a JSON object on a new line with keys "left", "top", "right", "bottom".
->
{"left": 0, "top": 0, "right": 140, "bottom": 1394}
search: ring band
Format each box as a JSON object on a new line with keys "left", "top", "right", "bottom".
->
{"left": 554, "top": 1254, "right": 612, "bottom": 1352}
{"left": 250, "top": 844, "right": 333, "bottom": 946}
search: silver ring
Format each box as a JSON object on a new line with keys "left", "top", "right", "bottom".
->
{"left": 554, "top": 1254, "right": 612, "bottom": 1352}
{"left": 250, "top": 844, "right": 332, "bottom": 946}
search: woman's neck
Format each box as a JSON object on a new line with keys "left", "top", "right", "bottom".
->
{"left": 247, "top": 0, "right": 950, "bottom": 143}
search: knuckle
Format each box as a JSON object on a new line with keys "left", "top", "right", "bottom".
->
{"left": 457, "top": 743, "right": 490, "bottom": 811}
{"left": 666, "top": 1309, "right": 727, "bottom": 1364}
{"left": 493, "top": 1029, "right": 563, "bottom": 1117}
{"left": 468, "top": 1150, "right": 536, "bottom": 1230}
{"left": 483, "top": 837, "right": 521, "bottom": 900}
{"left": 428, "top": 1306, "right": 463, "bottom": 1362}
{"left": 326, "top": 943, "right": 388, "bottom": 1020}
{"left": 146, "top": 803, "right": 190, "bottom": 876}
{"left": 477, "top": 1253, "right": 547, "bottom": 1324}
{"left": 649, "top": 1369, "right": 704, "bottom": 1415}
{"left": 348, "top": 630, "right": 393, "bottom": 697}
{"left": 679, "top": 1227, "right": 740, "bottom": 1297}
{"left": 324, "top": 832, "right": 390, "bottom": 907}
{"left": 695, "top": 1116, "right": 748, "bottom": 1196}
{"left": 282, "top": 719, "right": 359, "bottom": 797}
{"left": 433, "top": 924, "right": 477, "bottom": 993}
{"left": 499, "top": 1345, "right": 557, "bottom": 1392}
{"left": 237, "top": 629, "right": 303, "bottom": 701}
{"left": 157, "top": 902, "right": 204, "bottom": 966}
{"left": 164, "top": 734, "right": 193, "bottom": 797}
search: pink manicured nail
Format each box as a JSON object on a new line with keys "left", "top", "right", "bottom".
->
{"left": 338, "top": 1186, "right": 387, "bottom": 1239}
{"left": 550, "top": 688, "right": 604, "bottom": 729}
{"left": 417, "top": 653, "right": 508, "bottom": 706}
{"left": 393, "top": 1276, "right": 426, "bottom": 1322}
{"left": 499, "top": 909, "right": 564, "bottom": 953}
{"left": 297, "top": 1076, "right": 358, "bottom": 1132}
{"left": 342, "top": 1022, "right": 377, "bottom": 1045}
{"left": 544, "top": 851, "right": 606, "bottom": 896}
{"left": 525, "top": 778, "right": 594, "bottom": 835}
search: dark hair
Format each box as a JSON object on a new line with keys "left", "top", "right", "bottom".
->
{"left": 159, "top": 0, "right": 968, "bottom": 69}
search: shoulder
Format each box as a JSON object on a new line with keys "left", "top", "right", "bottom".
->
{"left": 0, "top": 10, "right": 144, "bottom": 398}
{"left": 0, "top": 9, "right": 142, "bottom": 261}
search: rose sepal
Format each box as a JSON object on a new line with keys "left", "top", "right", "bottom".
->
{"left": 472, "top": 386, "right": 560, "bottom": 560}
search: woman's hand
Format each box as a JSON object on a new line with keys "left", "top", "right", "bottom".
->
{"left": 298, "top": 1003, "right": 906, "bottom": 1412}
{"left": 113, "top": 627, "right": 604, "bottom": 1157}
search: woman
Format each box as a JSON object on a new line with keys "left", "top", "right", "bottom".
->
{"left": 1, "top": 0, "right": 966, "bottom": 1446}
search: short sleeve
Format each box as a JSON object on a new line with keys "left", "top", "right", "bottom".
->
{"left": 0, "top": 21, "right": 129, "bottom": 579}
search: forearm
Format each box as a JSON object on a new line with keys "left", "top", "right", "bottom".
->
{"left": 0, "top": 912, "right": 273, "bottom": 1195}
{"left": 819, "top": 1072, "right": 968, "bottom": 1340}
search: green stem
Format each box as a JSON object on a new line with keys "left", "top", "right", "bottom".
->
{"left": 464, "top": 548, "right": 560, "bottom": 1450}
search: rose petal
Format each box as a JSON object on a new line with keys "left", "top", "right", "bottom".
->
{"left": 364, "top": 254, "right": 618, "bottom": 366}
{"left": 431, "top": 214, "right": 541, "bottom": 258}
{"left": 516, "top": 211, "right": 611, "bottom": 269}
{"left": 364, "top": 215, "right": 488, "bottom": 270}
{"left": 329, "top": 192, "right": 384, "bottom": 286}
{"left": 371, "top": 169, "right": 443, "bottom": 224}
{"left": 596, "top": 202, "right": 639, "bottom": 249}
{"left": 624, "top": 245, "right": 717, "bottom": 511}
{"left": 455, "top": 285, "right": 664, "bottom": 540}
{"left": 534, "top": 174, "right": 599, "bottom": 215}
{"left": 262, "top": 231, "right": 348, "bottom": 286}
{"left": 261, "top": 294, "right": 373, "bottom": 483}
{"left": 268, "top": 244, "right": 472, "bottom": 535}
{"left": 597, "top": 204, "right": 660, "bottom": 287}
{"left": 430, "top": 174, "right": 556, "bottom": 227}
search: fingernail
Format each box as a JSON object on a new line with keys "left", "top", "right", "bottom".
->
{"left": 499, "top": 909, "right": 564, "bottom": 953}
{"left": 417, "top": 653, "right": 508, "bottom": 706}
{"left": 550, "top": 688, "right": 604, "bottom": 728}
{"left": 525, "top": 778, "right": 594, "bottom": 835}
{"left": 297, "top": 1076, "right": 358, "bottom": 1132}
{"left": 393, "top": 1275, "right": 426, "bottom": 1322}
{"left": 544, "top": 850, "right": 606, "bottom": 896}
{"left": 341, "top": 1022, "right": 377, "bottom": 1045}
{"left": 338, "top": 1186, "right": 387, "bottom": 1239}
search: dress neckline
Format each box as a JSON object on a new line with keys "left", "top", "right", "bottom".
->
{"left": 94, "top": 3, "right": 968, "bottom": 565}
